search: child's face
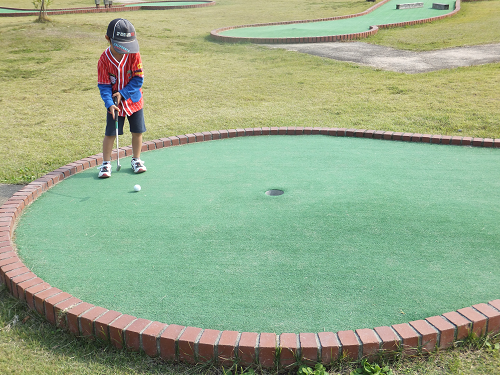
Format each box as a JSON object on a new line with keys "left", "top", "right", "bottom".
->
{"left": 105, "top": 35, "right": 124, "bottom": 59}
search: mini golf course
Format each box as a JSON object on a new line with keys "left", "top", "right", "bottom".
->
{"left": 2, "top": 129, "right": 500, "bottom": 367}
{"left": 211, "top": 0, "right": 460, "bottom": 43}
{"left": 0, "top": 1, "right": 214, "bottom": 16}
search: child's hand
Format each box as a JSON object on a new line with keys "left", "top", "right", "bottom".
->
{"left": 112, "top": 92, "right": 122, "bottom": 105}
{"left": 108, "top": 104, "right": 119, "bottom": 120}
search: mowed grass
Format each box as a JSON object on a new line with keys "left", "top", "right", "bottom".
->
{"left": 0, "top": 0, "right": 499, "bottom": 183}
{"left": 1, "top": 0, "right": 500, "bottom": 374}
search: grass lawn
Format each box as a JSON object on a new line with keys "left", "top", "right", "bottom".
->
{"left": 1, "top": 0, "right": 500, "bottom": 373}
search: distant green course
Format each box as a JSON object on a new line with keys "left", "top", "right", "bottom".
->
{"left": 125, "top": 1, "right": 211, "bottom": 7}
{"left": 219, "top": 0, "right": 456, "bottom": 38}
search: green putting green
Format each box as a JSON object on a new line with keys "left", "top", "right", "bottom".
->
{"left": 219, "top": 0, "right": 456, "bottom": 38}
{"left": 15, "top": 135, "right": 500, "bottom": 333}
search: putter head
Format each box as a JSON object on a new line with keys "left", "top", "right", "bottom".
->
{"left": 116, "top": 163, "right": 121, "bottom": 171}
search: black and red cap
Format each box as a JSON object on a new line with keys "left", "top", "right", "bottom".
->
{"left": 106, "top": 18, "right": 139, "bottom": 54}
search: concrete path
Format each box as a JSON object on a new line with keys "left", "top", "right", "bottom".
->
{"left": 0, "top": 184, "right": 24, "bottom": 207}
{"left": 267, "top": 42, "right": 500, "bottom": 73}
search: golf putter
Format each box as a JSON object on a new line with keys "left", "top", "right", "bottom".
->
{"left": 114, "top": 97, "right": 121, "bottom": 171}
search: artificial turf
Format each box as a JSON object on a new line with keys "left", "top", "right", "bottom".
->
{"left": 14, "top": 135, "right": 500, "bottom": 333}
{"left": 219, "top": 0, "right": 457, "bottom": 38}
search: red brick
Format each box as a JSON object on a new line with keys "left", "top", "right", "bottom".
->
{"left": 409, "top": 320, "right": 437, "bottom": 352}
{"left": 345, "top": 129, "right": 356, "bottom": 137}
{"left": 458, "top": 307, "right": 487, "bottom": 337}
{"left": 94, "top": 310, "right": 122, "bottom": 341}
{"left": 443, "top": 311, "right": 472, "bottom": 340}
{"left": 259, "top": 332, "right": 277, "bottom": 368}
{"left": 185, "top": 134, "right": 196, "bottom": 143}
{"left": 356, "top": 329, "right": 379, "bottom": 359}
{"left": 3, "top": 267, "right": 30, "bottom": 287}
{"left": 299, "top": 333, "right": 318, "bottom": 364}
{"left": 9, "top": 272, "right": 36, "bottom": 297}
{"left": 125, "top": 318, "right": 151, "bottom": 351}
{"left": 392, "top": 132, "right": 404, "bottom": 141}
{"left": 462, "top": 137, "right": 472, "bottom": 146}
{"left": 373, "top": 326, "right": 400, "bottom": 352}
{"left": 33, "top": 287, "right": 62, "bottom": 315}
{"left": 141, "top": 321, "right": 167, "bottom": 357}
{"left": 209, "top": 131, "right": 221, "bottom": 140}
{"left": 25, "top": 282, "right": 51, "bottom": 310}
{"left": 80, "top": 306, "right": 109, "bottom": 338}
{"left": 44, "top": 292, "right": 72, "bottom": 324}
{"left": 392, "top": 323, "right": 418, "bottom": 354}
{"left": 278, "top": 127, "right": 287, "bottom": 135}
{"left": 0, "top": 257, "right": 20, "bottom": 268}
{"left": 421, "top": 134, "right": 432, "bottom": 143}
{"left": 228, "top": 129, "right": 237, "bottom": 138}
{"left": 489, "top": 299, "right": 500, "bottom": 311}
{"left": 217, "top": 330, "right": 239, "bottom": 366}
{"left": 66, "top": 302, "right": 95, "bottom": 335}
{"left": 270, "top": 127, "right": 279, "bottom": 135}
{"left": 219, "top": 130, "right": 229, "bottom": 139}
{"left": 473, "top": 303, "right": 500, "bottom": 334}
{"left": 279, "top": 333, "right": 298, "bottom": 367}
{"left": 338, "top": 330, "right": 359, "bottom": 360}
{"left": 109, "top": 315, "right": 137, "bottom": 349}
{"left": 441, "top": 135, "right": 452, "bottom": 145}
{"left": 483, "top": 138, "right": 494, "bottom": 147}
{"left": 261, "top": 127, "right": 271, "bottom": 135}
{"left": 402, "top": 133, "right": 412, "bottom": 142}
{"left": 238, "top": 332, "right": 258, "bottom": 365}
{"left": 53, "top": 297, "right": 82, "bottom": 329}
{"left": 451, "top": 136, "right": 462, "bottom": 145}
{"left": 236, "top": 128, "right": 245, "bottom": 136}
{"left": 198, "top": 329, "right": 221, "bottom": 362}
{"left": 178, "top": 326, "right": 202, "bottom": 363}
{"left": 363, "top": 129, "right": 375, "bottom": 139}
{"left": 318, "top": 332, "right": 339, "bottom": 364}
{"left": 177, "top": 134, "right": 188, "bottom": 144}
{"left": 383, "top": 131, "right": 393, "bottom": 140}
{"left": 160, "top": 324, "right": 185, "bottom": 361}
{"left": 294, "top": 127, "right": 304, "bottom": 135}
{"left": 472, "top": 137, "right": 484, "bottom": 147}
{"left": 354, "top": 129, "right": 366, "bottom": 137}
{"left": 425, "top": 315, "right": 455, "bottom": 349}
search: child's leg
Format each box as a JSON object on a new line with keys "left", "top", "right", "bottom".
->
{"left": 102, "top": 135, "right": 116, "bottom": 162}
{"left": 131, "top": 132, "right": 142, "bottom": 159}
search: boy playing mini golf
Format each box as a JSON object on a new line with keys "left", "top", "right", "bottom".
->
{"left": 97, "top": 18, "right": 147, "bottom": 178}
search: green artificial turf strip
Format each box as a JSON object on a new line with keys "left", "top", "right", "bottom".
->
{"left": 125, "top": 2, "right": 211, "bottom": 7}
{"left": 220, "top": 0, "right": 456, "bottom": 38}
{"left": 15, "top": 135, "right": 500, "bottom": 334}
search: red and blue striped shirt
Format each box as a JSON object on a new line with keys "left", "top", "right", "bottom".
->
{"left": 97, "top": 47, "right": 144, "bottom": 116}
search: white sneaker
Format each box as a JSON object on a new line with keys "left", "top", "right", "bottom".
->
{"left": 131, "top": 159, "right": 147, "bottom": 174}
{"left": 98, "top": 163, "right": 112, "bottom": 178}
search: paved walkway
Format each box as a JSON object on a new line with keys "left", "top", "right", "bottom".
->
{"left": 267, "top": 42, "right": 500, "bottom": 73}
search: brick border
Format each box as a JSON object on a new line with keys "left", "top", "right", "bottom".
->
{"left": 0, "top": 0, "right": 215, "bottom": 17}
{"left": 210, "top": 0, "right": 465, "bottom": 44}
{"left": 2, "top": 127, "right": 500, "bottom": 368}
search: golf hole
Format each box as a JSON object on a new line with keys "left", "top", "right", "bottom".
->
{"left": 265, "top": 189, "right": 284, "bottom": 196}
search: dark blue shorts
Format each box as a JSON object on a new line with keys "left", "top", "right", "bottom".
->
{"left": 105, "top": 108, "right": 146, "bottom": 136}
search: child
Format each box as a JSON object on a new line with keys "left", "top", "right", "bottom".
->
{"left": 97, "top": 18, "right": 147, "bottom": 178}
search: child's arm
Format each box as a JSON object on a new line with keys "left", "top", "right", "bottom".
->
{"left": 119, "top": 76, "right": 144, "bottom": 103}
{"left": 119, "top": 53, "right": 144, "bottom": 103}
{"left": 98, "top": 83, "right": 115, "bottom": 111}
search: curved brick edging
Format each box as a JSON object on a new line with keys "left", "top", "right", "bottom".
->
{"left": 2, "top": 127, "right": 500, "bottom": 368}
{"left": 0, "top": 1, "right": 215, "bottom": 17}
{"left": 210, "top": 0, "right": 462, "bottom": 44}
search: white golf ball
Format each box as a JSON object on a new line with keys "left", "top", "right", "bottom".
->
{"left": 134, "top": 184, "right": 141, "bottom": 192}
